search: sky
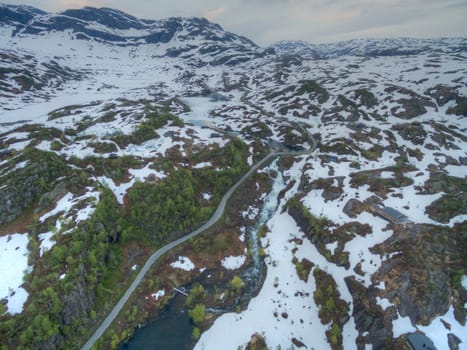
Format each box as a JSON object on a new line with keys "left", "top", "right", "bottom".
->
{"left": 3, "top": 0, "right": 467, "bottom": 45}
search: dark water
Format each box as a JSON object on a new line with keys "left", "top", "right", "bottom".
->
{"left": 122, "top": 160, "right": 283, "bottom": 349}
{"left": 120, "top": 294, "right": 192, "bottom": 350}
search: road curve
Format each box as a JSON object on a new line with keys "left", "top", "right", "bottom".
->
{"left": 81, "top": 151, "right": 277, "bottom": 350}
{"left": 81, "top": 129, "right": 319, "bottom": 350}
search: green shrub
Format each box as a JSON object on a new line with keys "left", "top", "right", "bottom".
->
{"left": 189, "top": 304, "right": 205, "bottom": 326}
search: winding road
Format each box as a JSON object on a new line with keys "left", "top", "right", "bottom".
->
{"left": 81, "top": 131, "right": 318, "bottom": 350}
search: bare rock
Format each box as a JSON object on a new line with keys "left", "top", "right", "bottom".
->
{"left": 372, "top": 224, "right": 459, "bottom": 325}
{"left": 245, "top": 333, "right": 267, "bottom": 350}
{"left": 448, "top": 333, "right": 462, "bottom": 350}
{"left": 343, "top": 199, "right": 365, "bottom": 218}
{"left": 37, "top": 182, "right": 68, "bottom": 213}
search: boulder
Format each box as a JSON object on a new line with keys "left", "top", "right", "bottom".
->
{"left": 343, "top": 199, "right": 365, "bottom": 218}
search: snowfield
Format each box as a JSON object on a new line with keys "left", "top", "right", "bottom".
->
{"left": 0, "top": 234, "right": 30, "bottom": 315}
{"left": 0, "top": 7, "right": 466, "bottom": 349}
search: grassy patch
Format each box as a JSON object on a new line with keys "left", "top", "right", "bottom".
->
{"left": 293, "top": 257, "right": 314, "bottom": 282}
{"left": 313, "top": 268, "right": 349, "bottom": 350}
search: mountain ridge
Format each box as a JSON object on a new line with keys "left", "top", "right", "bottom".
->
{"left": 2, "top": 4, "right": 466, "bottom": 57}
{"left": 0, "top": 4, "right": 466, "bottom": 350}
{"left": 271, "top": 37, "right": 467, "bottom": 58}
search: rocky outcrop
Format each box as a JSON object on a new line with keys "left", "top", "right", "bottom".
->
{"left": 424, "top": 84, "right": 467, "bottom": 116}
{"left": 310, "top": 176, "right": 345, "bottom": 201}
{"left": 425, "top": 84, "right": 460, "bottom": 107}
{"left": 36, "top": 267, "right": 97, "bottom": 350}
{"left": 372, "top": 224, "right": 461, "bottom": 325}
{"left": 36, "top": 182, "right": 68, "bottom": 213}
{"left": 60, "top": 263, "right": 95, "bottom": 327}
{"left": 385, "top": 86, "right": 436, "bottom": 119}
{"left": 245, "top": 333, "right": 267, "bottom": 350}
{"left": 0, "top": 151, "right": 69, "bottom": 225}
{"left": 343, "top": 199, "right": 365, "bottom": 218}
{"left": 392, "top": 122, "right": 427, "bottom": 146}
{"left": 448, "top": 333, "right": 462, "bottom": 350}
{"left": 345, "top": 276, "right": 395, "bottom": 350}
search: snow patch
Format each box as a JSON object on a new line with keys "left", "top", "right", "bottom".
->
{"left": 38, "top": 231, "right": 56, "bottom": 256}
{"left": 376, "top": 296, "right": 393, "bottom": 310}
{"left": 462, "top": 275, "right": 467, "bottom": 290}
{"left": 221, "top": 255, "right": 246, "bottom": 270}
{"left": 151, "top": 290, "right": 165, "bottom": 301}
{"left": 325, "top": 241, "right": 338, "bottom": 255}
{"left": 170, "top": 256, "right": 195, "bottom": 271}
{"left": 0, "top": 233, "right": 30, "bottom": 315}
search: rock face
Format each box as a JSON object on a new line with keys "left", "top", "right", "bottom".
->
{"left": 36, "top": 182, "right": 68, "bottom": 213}
{"left": 36, "top": 264, "right": 95, "bottom": 350}
{"left": 372, "top": 224, "right": 462, "bottom": 325}
{"left": 0, "top": 152, "right": 69, "bottom": 225}
{"left": 345, "top": 276, "right": 394, "bottom": 350}
{"left": 60, "top": 264, "right": 95, "bottom": 325}
{"left": 0, "top": 186, "right": 28, "bottom": 225}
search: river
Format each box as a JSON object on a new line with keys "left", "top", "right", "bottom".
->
{"left": 119, "top": 293, "right": 192, "bottom": 350}
{"left": 120, "top": 160, "right": 284, "bottom": 349}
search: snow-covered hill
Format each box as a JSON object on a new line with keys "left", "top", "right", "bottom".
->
{"left": 0, "top": 4, "right": 466, "bottom": 350}
{"left": 272, "top": 37, "right": 467, "bottom": 58}
{"left": 1, "top": 4, "right": 267, "bottom": 65}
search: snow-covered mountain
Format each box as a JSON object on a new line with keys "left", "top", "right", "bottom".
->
{"left": 1, "top": 5, "right": 269, "bottom": 65}
{"left": 272, "top": 37, "right": 467, "bottom": 58}
{"left": 0, "top": 4, "right": 466, "bottom": 350}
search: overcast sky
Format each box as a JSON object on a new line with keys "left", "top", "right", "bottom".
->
{"left": 3, "top": 0, "right": 467, "bottom": 45}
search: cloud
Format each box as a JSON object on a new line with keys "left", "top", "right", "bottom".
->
{"left": 2, "top": 0, "right": 467, "bottom": 44}
{"left": 204, "top": 7, "right": 226, "bottom": 21}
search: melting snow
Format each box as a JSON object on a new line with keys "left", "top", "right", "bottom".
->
{"left": 202, "top": 192, "right": 212, "bottom": 201}
{"left": 0, "top": 233, "right": 30, "bottom": 315}
{"left": 195, "top": 212, "right": 335, "bottom": 350}
{"left": 193, "top": 162, "right": 213, "bottom": 169}
{"left": 325, "top": 241, "right": 338, "bottom": 255}
{"left": 98, "top": 176, "right": 134, "bottom": 205}
{"left": 392, "top": 313, "right": 416, "bottom": 337}
{"left": 462, "top": 275, "right": 467, "bottom": 290}
{"left": 38, "top": 231, "right": 56, "bottom": 257}
{"left": 376, "top": 296, "right": 393, "bottom": 310}
{"left": 416, "top": 306, "right": 467, "bottom": 350}
{"left": 170, "top": 256, "right": 195, "bottom": 271}
{"left": 151, "top": 290, "right": 165, "bottom": 301}
{"left": 221, "top": 255, "right": 246, "bottom": 270}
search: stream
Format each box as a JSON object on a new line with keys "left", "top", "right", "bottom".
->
{"left": 243, "top": 160, "right": 283, "bottom": 285}
{"left": 120, "top": 160, "right": 284, "bottom": 349}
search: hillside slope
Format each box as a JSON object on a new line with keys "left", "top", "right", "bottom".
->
{"left": 0, "top": 5, "right": 466, "bottom": 350}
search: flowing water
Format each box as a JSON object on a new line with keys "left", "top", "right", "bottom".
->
{"left": 243, "top": 160, "right": 283, "bottom": 284}
{"left": 121, "top": 160, "right": 284, "bottom": 349}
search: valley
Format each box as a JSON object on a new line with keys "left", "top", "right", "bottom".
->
{"left": 0, "top": 4, "right": 466, "bottom": 350}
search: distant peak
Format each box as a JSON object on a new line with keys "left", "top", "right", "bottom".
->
{"left": 0, "top": 3, "right": 46, "bottom": 14}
